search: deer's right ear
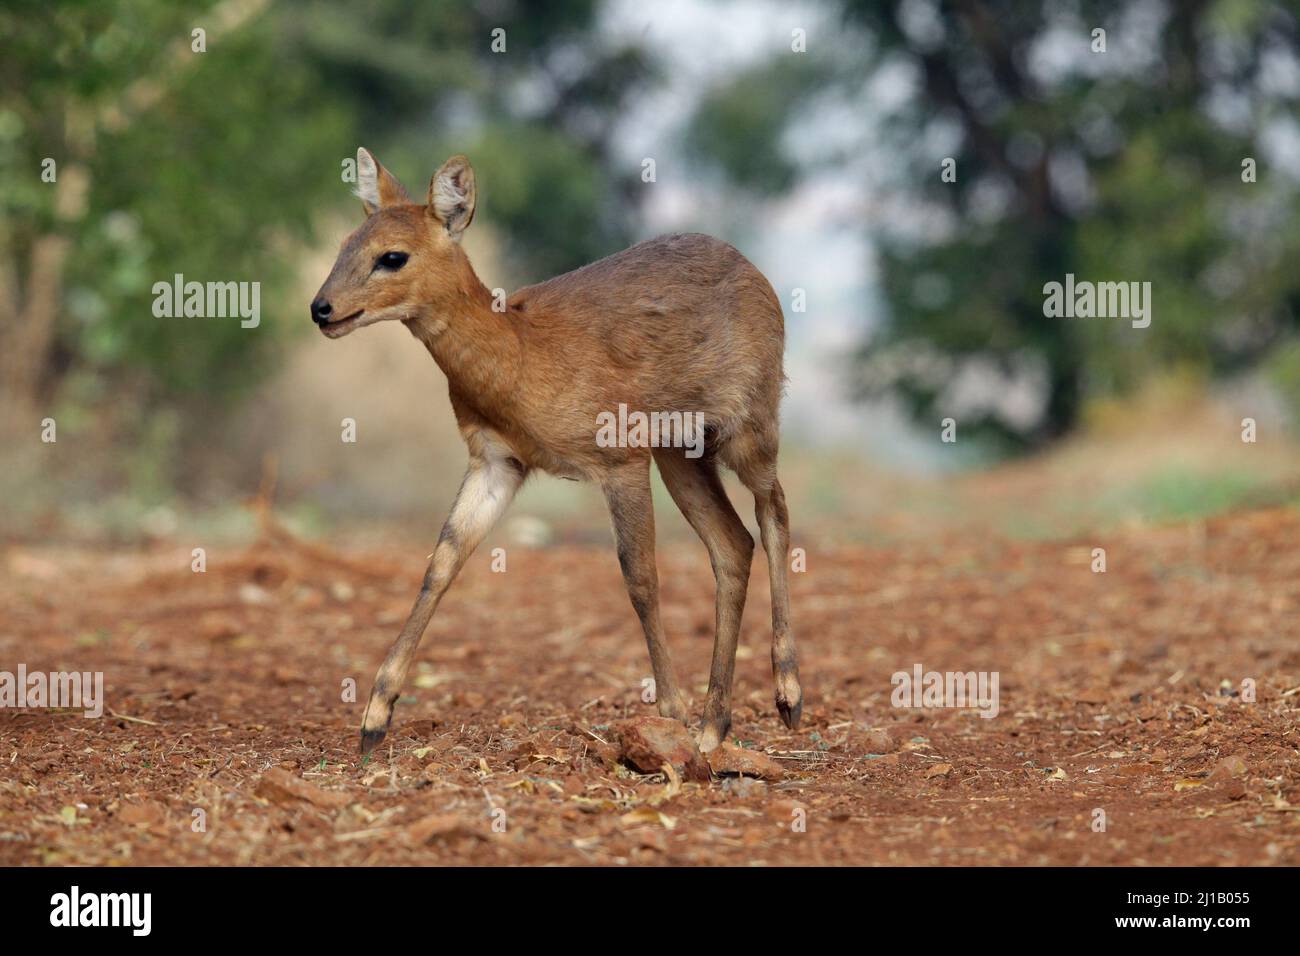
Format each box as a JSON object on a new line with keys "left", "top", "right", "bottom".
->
{"left": 355, "top": 147, "right": 411, "bottom": 215}
{"left": 428, "top": 155, "right": 476, "bottom": 240}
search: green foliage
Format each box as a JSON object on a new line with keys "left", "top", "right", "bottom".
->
{"left": 471, "top": 124, "right": 628, "bottom": 282}
{"left": 685, "top": 58, "right": 833, "bottom": 194}
{"left": 1266, "top": 337, "right": 1300, "bottom": 427}
{"left": 1127, "top": 467, "right": 1264, "bottom": 523}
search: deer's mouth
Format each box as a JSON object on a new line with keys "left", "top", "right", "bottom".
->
{"left": 320, "top": 309, "right": 366, "bottom": 338}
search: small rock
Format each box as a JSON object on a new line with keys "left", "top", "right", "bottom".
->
{"left": 1212, "top": 757, "right": 1248, "bottom": 800}
{"left": 1219, "top": 778, "right": 1248, "bottom": 801}
{"left": 254, "top": 767, "right": 351, "bottom": 809}
{"left": 766, "top": 799, "right": 805, "bottom": 825}
{"left": 406, "top": 812, "right": 481, "bottom": 844}
{"left": 722, "top": 776, "right": 768, "bottom": 799}
{"left": 1211, "top": 755, "right": 1248, "bottom": 781}
{"left": 568, "top": 725, "right": 622, "bottom": 769}
{"left": 587, "top": 738, "right": 623, "bottom": 770}
{"left": 117, "top": 800, "right": 166, "bottom": 829}
{"left": 706, "top": 743, "right": 785, "bottom": 780}
{"left": 200, "top": 613, "right": 241, "bottom": 641}
{"left": 238, "top": 583, "right": 271, "bottom": 606}
{"left": 861, "top": 727, "right": 896, "bottom": 753}
{"left": 611, "top": 716, "right": 711, "bottom": 782}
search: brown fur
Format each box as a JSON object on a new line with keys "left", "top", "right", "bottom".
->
{"left": 314, "top": 150, "right": 802, "bottom": 754}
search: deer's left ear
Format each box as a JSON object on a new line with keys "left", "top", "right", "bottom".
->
{"left": 355, "top": 147, "right": 411, "bottom": 215}
{"left": 428, "top": 155, "right": 476, "bottom": 240}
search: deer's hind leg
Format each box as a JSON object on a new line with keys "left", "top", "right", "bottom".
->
{"left": 654, "top": 449, "right": 754, "bottom": 752}
{"left": 724, "top": 428, "right": 803, "bottom": 729}
{"left": 601, "top": 460, "right": 689, "bottom": 725}
{"left": 753, "top": 478, "right": 801, "bottom": 727}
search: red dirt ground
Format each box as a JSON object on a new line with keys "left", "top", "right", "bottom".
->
{"left": 3, "top": 508, "right": 1299, "bottom": 866}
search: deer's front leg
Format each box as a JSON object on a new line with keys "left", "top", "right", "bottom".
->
{"left": 360, "top": 450, "right": 525, "bottom": 754}
{"left": 602, "top": 462, "right": 689, "bottom": 725}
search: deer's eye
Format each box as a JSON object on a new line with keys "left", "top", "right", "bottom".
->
{"left": 376, "top": 251, "right": 409, "bottom": 271}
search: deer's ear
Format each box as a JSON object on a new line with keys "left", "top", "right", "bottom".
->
{"left": 355, "top": 147, "right": 410, "bottom": 215}
{"left": 428, "top": 155, "right": 476, "bottom": 240}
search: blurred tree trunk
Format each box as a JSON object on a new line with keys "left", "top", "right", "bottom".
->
{"left": 0, "top": 235, "right": 71, "bottom": 419}
{"left": 0, "top": 133, "right": 87, "bottom": 434}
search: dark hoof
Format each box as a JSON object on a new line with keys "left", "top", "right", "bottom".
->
{"left": 777, "top": 696, "right": 802, "bottom": 730}
{"left": 359, "top": 725, "right": 388, "bottom": 756}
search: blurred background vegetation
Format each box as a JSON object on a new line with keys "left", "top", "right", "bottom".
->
{"left": 687, "top": 0, "right": 1300, "bottom": 449}
{"left": 3, "top": 0, "right": 1300, "bottom": 545}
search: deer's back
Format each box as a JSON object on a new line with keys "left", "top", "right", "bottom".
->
{"left": 510, "top": 233, "right": 784, "bottom": 415}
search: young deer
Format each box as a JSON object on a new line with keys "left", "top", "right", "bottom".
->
{"left": 312, "top": 149, "right": 802, "bottom": 755}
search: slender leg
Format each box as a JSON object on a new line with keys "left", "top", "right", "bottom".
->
{"left": 359, "top": 447, "right": 526, "bottom": 754}
{"left": 654, "top": 449, "right": 753, "bottom": 752}
{"left": 755, "top": 479, "right": 801, "bottom": 728}
{"left": 601, "top": 461, "right": 689, "bottom": 724}
{"left": 725, "top": 425, "right": 804, "bottom": 730}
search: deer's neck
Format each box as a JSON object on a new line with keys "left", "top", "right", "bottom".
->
{"left": 405, "top": 249, "right": 520, "bottom": 410}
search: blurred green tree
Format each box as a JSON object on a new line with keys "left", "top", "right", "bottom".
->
{"left": 0, "top": 0, "right": 655, "bottom": 431}
{"left": 685, "top": 0, "right": 1300, "bottom": 449}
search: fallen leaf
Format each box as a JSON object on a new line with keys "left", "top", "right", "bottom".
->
{"left": 658, "top": 762, "right": 682, "bottom": 801}
{"left": 568, "top": 795, "right": 620, "bottom": 812}
{"left": 619, "top": 807, "right": 676, "bottom": 829}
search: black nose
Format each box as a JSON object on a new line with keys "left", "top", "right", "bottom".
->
{"left": 311, "top": 298, "right": 333, "bottom": 325}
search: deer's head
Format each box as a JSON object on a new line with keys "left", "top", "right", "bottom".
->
{"left": 311, "top": 148, "right": 477, "bottom": 338}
